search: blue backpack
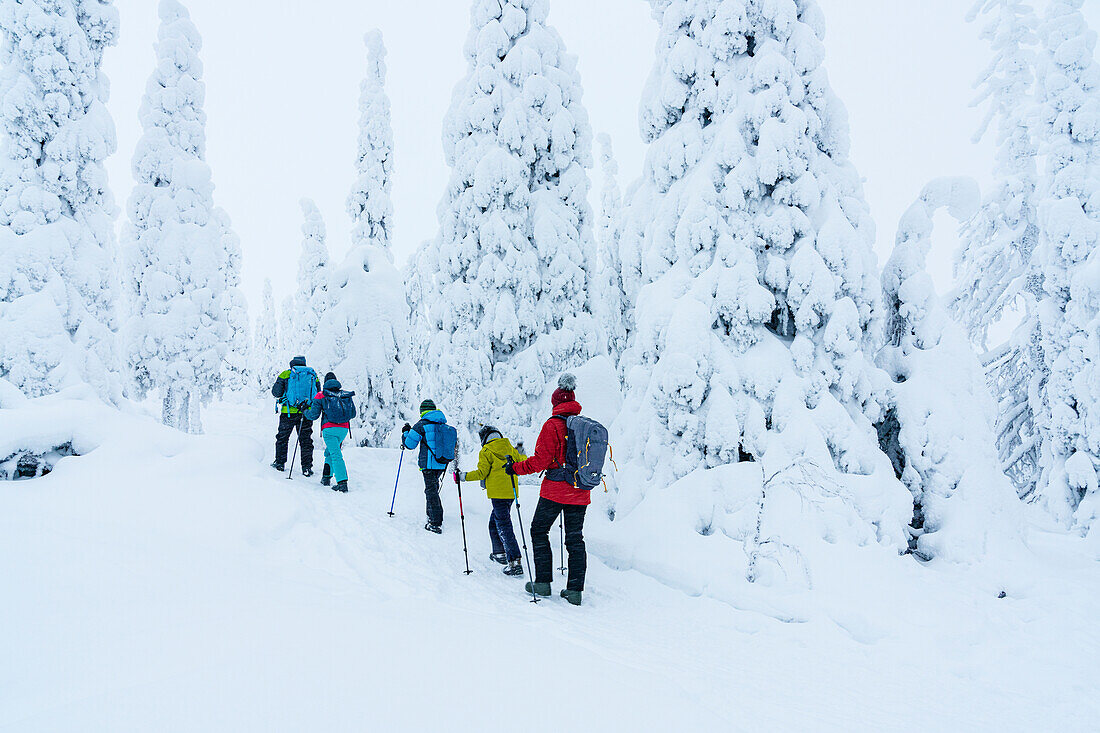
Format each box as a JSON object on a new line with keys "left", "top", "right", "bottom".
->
{"left": 285, "top": 366, "right": 317, "bottom": 409}
{"left": 546, "top": 415, "right": 609, "bottom": 490}
{"left": 415, "top": 422, "right": 458, "bottom": 464}
{"left": 320, "top": 390, "right": 356, "bottom": 424}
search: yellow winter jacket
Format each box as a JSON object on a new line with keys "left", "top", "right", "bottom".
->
{"left": 463, "top": 437, "right": 527, "bottom": 499}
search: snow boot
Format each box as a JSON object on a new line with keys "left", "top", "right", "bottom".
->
{"left": 503, "top": 559, "right": 524, "bottom": 577}
{"left": 489, "top": 553, "right": 508, "bottom": 565}
{"left": 321, "top": 464, "right": 331, "bottom": 486}
{"left": 302, "top": 467, "right": 314, "bottom": 478}
{"left": 271, "top": 461, "right": 285, "bottom": 472}
{"left": 560, "top": 589, "right": 582, "bottom": 606}
{"left": 425, "top": 522, "right": 443, "bottom": 534}
{"left": 333, "top": 480, "right": 348, "bottom": 493}
{"left": 524, "top": 582, "right": 551, "bottom": 597}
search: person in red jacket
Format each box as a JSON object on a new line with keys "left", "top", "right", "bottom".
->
{"left": 505, "top": 373, "right": 588, "bottom": 606}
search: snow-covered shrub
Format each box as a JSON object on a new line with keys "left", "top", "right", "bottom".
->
{"left": 881, "top": 178, "right": 1023, "bottom": 560}
{"left": 1031, "top": 0, "right": 1100, "bottom": 531}
{"left": 310, "top": 30, "right": 415, "bottom": 446}
{"left": 410, "top": 0, "right": 600, "bottom": 439}
{"left": 123, "top": 0, "right": 228, "bottom": 433}
{"left": 0, "top": 0, "right": 121, "bottom": 402}
{"left": 610, "top": 0, "right": 912, "bottom": 585}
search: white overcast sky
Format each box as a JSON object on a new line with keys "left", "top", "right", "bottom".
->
{"left": 101, "top": 0, "right": 1100, "bottom": 311}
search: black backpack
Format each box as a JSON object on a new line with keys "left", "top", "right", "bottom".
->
{"left": 321, "top": 390, "right": 356, "bottom": 424}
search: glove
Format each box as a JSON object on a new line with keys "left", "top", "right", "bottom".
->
{"left": 504, "top": 457, "right": 516, "bottom": 476}
{"left": 453, "top": 469, "right": 461, "bottom": 484}
{"left": 401, "top": 423, "right": 412, "bottom": 434}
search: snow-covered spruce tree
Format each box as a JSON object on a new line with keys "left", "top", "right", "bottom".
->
{"left": 347, "top": 30, "right": 394, "bottom": 254}
{"left": 279, "top": 293, "right": 299, "bottom": 355}
{"left": 253, "top": 279, "right": 280, "bottom": 391}
{"left": 952, "top": 0, "right": 1044, "bottom": 500}
{"left": 311, "top": 30, "right": 415, "bottom": 447}
{"left": 593, "top": 132, "right": 630, "bottom": 373}
{"left": 0, "top": 0, "right": 121, "bottom": 401}
{"left": 218, "top": 209, "right": 251, "bottom": 394}
{"left": 412, "top": 0, "right": 600, "bottom": 439}
{"left": 611, "top": 0, "right": 912, "bottom": 583}
{"left": 1031, "top": 0, "right": 1100, "bottom": 531}
{"left": 881, "top": 178, "right": 1022, "bottom": 560}
{"left": 123, "top": 0, "right": 228, "bottom": 433}
{"left": 294, "top": 198, "right": 331, "bottom": 340}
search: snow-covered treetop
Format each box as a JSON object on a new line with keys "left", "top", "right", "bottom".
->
{"left": 347, "top": 29, "right": 394, "bottom": 255}
{"left": 0, "top": 0, "right": 120, "bottom": 231}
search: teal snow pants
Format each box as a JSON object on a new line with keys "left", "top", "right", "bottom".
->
{"left": 322, "top": 427, "right": 349, "bottom": 483}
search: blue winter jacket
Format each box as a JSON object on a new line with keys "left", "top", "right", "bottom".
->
{"left": 403, "top": 409, "right": 451, "bottom": 470}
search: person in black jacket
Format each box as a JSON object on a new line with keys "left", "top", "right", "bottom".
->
{"left": 270, "top": 356, "right": 321, "bottom": 475}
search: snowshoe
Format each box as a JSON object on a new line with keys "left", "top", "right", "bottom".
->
{"left": 333, "top": 480, "right": 348, "bottom": 493}
{"left": 302, "top": 467, "right": 314, "bottom": 478}
{"left": 489, "top": 553, "right": 508, "bottom": 565}
{"left": 560, "top": 589, "right": 582, "bottom": 606}
{"left": 503, "top": 560, "right": 524, "bottom": 577}
{"left": 424, "top": 523, "right": 443, "bottom": 534}
{"left": 271, "top": 461, "right": 285, "bottom": 472}
{"left": 524, "top": 582, "right": 551, "bottom": 597}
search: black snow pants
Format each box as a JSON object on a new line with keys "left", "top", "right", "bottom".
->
{"left": 423, "top": 469, "right": 445, "bottom": 526}
{"left": 274, "top": 412, "right": 314, "bottom": 471}
{"left": 530, "top": 497, "right": 587, "bottom": 591}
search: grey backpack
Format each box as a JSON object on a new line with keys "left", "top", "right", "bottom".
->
{"left": 547, "top": 415, "right": 609, "bottom": 490}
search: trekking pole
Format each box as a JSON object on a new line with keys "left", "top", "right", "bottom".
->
{"left": 388, "top": 447, "right": 404, "bottom": 517}
{"left": 454, "top": 470, "right": 472, "bottom": 575}
{"left": 287, "top": 418, "right": 303, "bottom": 480}
{"left": 558, "top": 518, "right": 567, "bottom": 575}
{"left": 508, "top": 464, "right": 538, "bottom": 604}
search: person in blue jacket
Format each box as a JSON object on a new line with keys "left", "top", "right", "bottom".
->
{"left": 402, "top": 399, "right": 452, "bottom": 534}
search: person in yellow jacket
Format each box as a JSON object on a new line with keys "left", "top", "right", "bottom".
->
{"left": 459, "top": 425, "right": 527, "bottom": 577}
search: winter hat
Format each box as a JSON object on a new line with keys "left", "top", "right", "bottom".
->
{"left": 290, "top": 355, "right": 307, "bottom": 367}
{"left": 478, "top": 425, "right": 502, "bottom": 445}
{"left": 324, "top": 371, "right": 337, "bottom": 383}
{"left": 551, "top": 373, "right": 576, "bottom": 406}
{"left": 419, "top": 399, "right": 437, "bottom": 414}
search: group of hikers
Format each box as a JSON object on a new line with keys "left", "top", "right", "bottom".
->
{"left": 269, "top": 358, "right": 605, "bottom": 606}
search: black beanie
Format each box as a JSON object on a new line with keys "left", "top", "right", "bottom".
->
{"left": 420, "top": 399, "right": 436, "bottom": 413}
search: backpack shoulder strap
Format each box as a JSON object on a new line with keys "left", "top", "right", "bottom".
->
{"left": 413, "top": 423, "right": 442, "bottom": 462}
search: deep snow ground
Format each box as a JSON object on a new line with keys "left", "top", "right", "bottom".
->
{"left": 2, "top": 399, "right": 1098, "bottom": 732}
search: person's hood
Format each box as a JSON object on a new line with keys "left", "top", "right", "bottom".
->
{"left": 323, "top": 378, "right": 342, "bottom": 391}
{"left": 485, "top": 436, "right": 516, "bottom": 459}
{"left": 290, "top": 356, "right": 307, "bottom": 368}
{"left": 421, "top": 409, "right": 447, "bottom": 424}
{"left": 551, "top": 400, "right": 582, "bottom": 417}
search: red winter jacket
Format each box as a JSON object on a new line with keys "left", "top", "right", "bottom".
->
{"left": 511, "top": 400, "right": 590, "bottom": 506}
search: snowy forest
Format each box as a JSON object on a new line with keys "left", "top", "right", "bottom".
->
{"left": 1, "top": 1, "right": 1098, "bottom": 730}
